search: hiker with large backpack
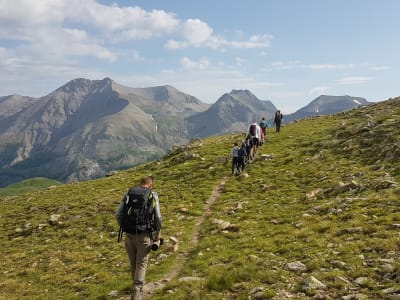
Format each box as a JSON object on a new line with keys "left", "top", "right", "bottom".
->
{"left": 115, "top": 176, "right": 162, "bottom": 300}
{"left": 247, "top": 122, "right": 261, "bottom": 159}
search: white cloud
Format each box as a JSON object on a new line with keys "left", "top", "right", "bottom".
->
{"left": 308, "top": 86, "right": 331, "bottom": 97}
{"left": 335, "top": 76, "right": 374, "bottom": 85}
{"left": 267, "top": 61, "right": 355, "bottom": 71}
{"left": 308, "top": 64, "right": 354, "bottom": 70}
{"left": 371, "top": 65, "right": 391, "bottom": 71}
{"left": 182, "top": 19, "right": 214, "bottom": 44}
{"left": 235, "top": 57, "right": 247, "bottom": 66}
{"left": 181, "top": 57, "right": 209, "bottom": 70}
{"left": 166, "top": 20, "right": 273, "bottom": 50}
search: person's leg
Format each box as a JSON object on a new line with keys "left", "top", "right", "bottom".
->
{"left": 125, "top": 233, "right": 138, "bottom": 283}
{"left": 132, "top": 233, "right": 151, "bottom": 299}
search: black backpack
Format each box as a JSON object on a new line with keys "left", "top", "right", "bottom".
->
{"left": 121, "top": 186, "right": 154, "bottom": 234}
{"left": 238, "top": 146, "right": 246, "bottom": 157}
{"left": 249, "top": 124, "right": 256, "bottom": 137}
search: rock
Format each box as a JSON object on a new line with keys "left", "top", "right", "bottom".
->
{"left": 306, "top": 188, "right": 324, "bottom": 200}
{"left": 286, "top": 261, "right": 308, "bottom": 272}
{"left": 354, "top": 277, "right": 369, "bottom": 285}
{"left": 108, "top": 290, "right": 119, "bottom": 297}
{"left": 341, "top": 294, "right": 368, "bottom": 300}
{"left": 302, "top": 276, "right": 326, "bottom": 290}
{"left": 169, "top": 236, "right": 179, "bottom": 245}
{"left": 179, "top": 276, "right": 203, "bottom": 282}
{"left": 49, "top": 214, "right": 61, "bottom": 225}
{"left": 381, "top": 263, "right": 395, "bottom": 273}
{"left": 260, "top": 154, "right": 273, "bottom": 160}
{"left": 248, "top": 255, "right": 259, "bottom": 261}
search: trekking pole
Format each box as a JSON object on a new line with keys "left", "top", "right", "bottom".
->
{"left": 117, "top": 226, "right": 123, "bottom": 243}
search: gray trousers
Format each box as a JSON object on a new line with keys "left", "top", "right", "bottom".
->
{"left": 125, "top": 232, "right": 152, "bottom": 288}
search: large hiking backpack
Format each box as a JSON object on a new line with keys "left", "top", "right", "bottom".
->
{"left": 249, "top": 124, "right": 256, "bottom": 137}
{"left": 121, "top": 186, "right": 154, "bottom": 234}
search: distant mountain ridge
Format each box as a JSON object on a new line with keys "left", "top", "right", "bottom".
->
{"left": 0, "top": 78, "right": 369, "bottom": 187}
{"left": 186, "top": 89, "right": 276, "bottom": 137}
{"left": 0, "top": 78, "right": 209, "bottom": 186}
{"left": 284, "top": 95, "right": 370, "bottom": 123}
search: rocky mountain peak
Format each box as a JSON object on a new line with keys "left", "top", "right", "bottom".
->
{"left": 56, "top": 77, "right": 113, "bottom": 96}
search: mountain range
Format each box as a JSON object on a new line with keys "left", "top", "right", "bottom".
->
{"left": 0, "top": 78, "right": 369, "bottom": 186}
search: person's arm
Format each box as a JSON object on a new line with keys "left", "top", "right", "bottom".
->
{"left": 152, "top": 192, "right": 163, "bottom": 239}
{"left": 115, "top": 194, "right": 127, "bottom": 226}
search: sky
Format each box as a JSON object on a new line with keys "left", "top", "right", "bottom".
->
{"left": 0, "top": 0, "right": 399, "bottom": 113}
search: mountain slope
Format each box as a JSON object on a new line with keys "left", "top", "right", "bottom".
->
{"left": 284, "top": 95, "right": 369, "bottom": 123}
{"left": 0, "top": 78, "right": 209, "bottom": 186}
{"left": 186, "top": 89, "right": 276, "bottom": 137}
{"left": 1, "top": 96, "right": 398, "bottom": 299}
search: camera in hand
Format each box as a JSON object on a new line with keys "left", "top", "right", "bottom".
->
{"left": 151, "top": 238, "right": 164, "bottom": 251}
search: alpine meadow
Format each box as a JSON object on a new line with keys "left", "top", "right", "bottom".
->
{"left": 0, "top": 97, "right": 399, "bottom": 300}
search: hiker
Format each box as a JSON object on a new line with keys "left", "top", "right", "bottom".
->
{"left": 230, "top": 142, "right": 240, "bottom": 175}
{"left": 259, "top": 117, "right": 267, "bottom": 143}
{"left": 115, "top": 176, "right": 162, "bottom": 300}
{"left": 243, "top": 138, "right": 252, "bottom": 163}
{"left": 274, "top": 110, "right": 283, "bottom": 133}
{"left": 247, "top": 122, "right": 261, "bottom": 158}
{"left": 238, "top": 142, "right": 248, "bottom": 172}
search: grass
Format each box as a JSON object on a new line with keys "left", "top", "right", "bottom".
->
{"left": 0, "top": 98, "right": 399, "bottom": 299}
{"left": 0, "top": 177, "right": 62, "bottom": 197}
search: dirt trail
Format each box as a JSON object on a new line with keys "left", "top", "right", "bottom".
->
{"left": 119, "top": 177, "right": 228, "bottom": 299}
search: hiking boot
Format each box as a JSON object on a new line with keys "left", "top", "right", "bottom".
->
{"left": 131, "top": 286, "right": 143, "bottom": 300}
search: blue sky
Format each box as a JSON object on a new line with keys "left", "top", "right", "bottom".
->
{"left": 0, "top": 0, "right": 399, "bottom": 113}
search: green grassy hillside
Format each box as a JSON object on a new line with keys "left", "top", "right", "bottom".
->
{"left": 0, "top": 98, "right": 399, "bottom": 300}
{"left": 0, "top": 177, "right": 62, "bottom": 197}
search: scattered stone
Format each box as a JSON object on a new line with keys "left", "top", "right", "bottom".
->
{"left": 381, "top": 287, "right": 400, "bottom": 295}
{"left": 260, "top": 154, "right": 273, "bottom": 160}
{"left": 286, "top": 261, "right": 308, "bottom": 272}
{"left": 381, "top": 263, "right": 395, "bottom": 273}
{"left": 306, "top": 188, "right": 324, "bottom": 200}
{"left": 49, "top": 214, "right": 62, "bottom": 225}
{"left": 295, "top": 222, "right": 303, "bottom": 228}
{"left": 179, "top": 276, "right": 203, "bottom": 282}
{"left": 105, "top": 171, "right": 118, "bottom": 177}
{"left": 108, "top": 290, "right": 119, "bottom": 297}
{"left": 341, "top": 294, "right": 368, "bottom": 300}
{"left": 302, "top": 276, "right": 327, "bottom": 290}
{"left": 248, "top": 255, "right": 259, "bottom": 261}
{"left": 212, "top": 219, "right": 239, "bottom": 232}
{"left": 166, "top": 236, "right": 179, "bottom": 252}
{"left": 330, "top": 260, "right": 346, "bottom": 267}
{"left": 354, "top": 277, "right": 369, "bottom": 286}
{"left": 335, "top": 276, "right": 351, "bottom": 284}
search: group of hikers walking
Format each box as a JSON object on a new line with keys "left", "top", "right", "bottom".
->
{"left": 115, "top": 110, "right": 283, "bottom": 300}
{"left": 230, "top": 110, "right": 283, "bottom": 175}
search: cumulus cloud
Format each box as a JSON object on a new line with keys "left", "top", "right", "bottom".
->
{"left": 308, "top": 86, "right": 331, "bottom": 97}
{"left": 166, "top": 19, "right": 273, "bottom": 50}
{"left": 181, "top": 57, "right": 210, "bottom": 70}
{"left": 335, "top": 76, "right": 374, "bottom": 85}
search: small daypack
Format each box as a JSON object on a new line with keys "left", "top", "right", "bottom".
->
{"left": 232, "top": 147, "right": 239, "bottom": 157}
{"left": 121, "top": 186, "right": 154, "bottom": 234}
{"left": 238, "top": 146, "right": 246, "bottom": 157}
